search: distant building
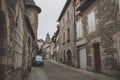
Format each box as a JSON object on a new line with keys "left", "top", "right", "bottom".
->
{"left": 50, "top": 25, "right": 60, "bottom": 61}
{"left": 37, "top": 39, "right": 45, "bottom": 50}
{"left": 37, "top": 39, "right": 45, "bottom": 55}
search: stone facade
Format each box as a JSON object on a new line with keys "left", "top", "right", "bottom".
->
{"left": 51, "top": 26, "right": 60, "bottom": 61}
{"left": 75, "top": 0, "right": 120, "bottom": 77}
{"left": 57, "top": 0, "right": 76, "bottom": 66}
{"left": 0, "top": 0, "right": 41, "bottom": 80}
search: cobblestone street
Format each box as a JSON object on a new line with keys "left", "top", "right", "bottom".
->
{"left": 27, "top": 61, "right": 119, "bottom": 80}
{"left": 27, "top": 67, "right": 49, "bottom": 80}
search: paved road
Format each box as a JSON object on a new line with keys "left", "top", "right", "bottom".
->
{"left": 27, "top": 67, "right": 49, "bottom": 80}
{"left": 43, "top": 61, "right": 93, "bottom": 80}
{"left": 27, "top": 60, "right": 119, "bottom": 80}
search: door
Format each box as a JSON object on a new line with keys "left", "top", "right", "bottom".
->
{"left": 63, "top": 51, "right": 65, "bottom": 63}
{"left": 79, "top": 47, "right": 87, "bottom": 69}
{"left": 93, "top": 43, "right": 101, "bottom": 73}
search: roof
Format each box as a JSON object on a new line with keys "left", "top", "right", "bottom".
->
{"left": 57, "top": 0, "right": 71, "bottom": 22}
{"left": 25, "top": 0, "right": 41, "bottom": 13}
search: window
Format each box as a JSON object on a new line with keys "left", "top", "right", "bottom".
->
{"left": 88, "top": 11, "right": 96, "bottom": 33}
{"left": 118, "top": 0, "right": 120, "bottom": 12}
{"left": 67, "top": 11, "right": 69, "bottom": 22}
{"left": 63, "top": 33, "right": 65, "bottom": 44}
{"left": 117, "top": 37, "right": 120, "bottom": 62}
{"left": 76, "top": 20, "right": 83, "bottom": 39}
{"left": 67, "top": 28, "right": 70, "bottom": 41}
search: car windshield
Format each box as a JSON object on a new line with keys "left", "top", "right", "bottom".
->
{"left": 35, "top": 56, "right": 43, "bottom": 61}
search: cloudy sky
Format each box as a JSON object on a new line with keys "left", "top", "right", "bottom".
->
{"left": 34, "top": 0, "right": 67, "bottom": 40}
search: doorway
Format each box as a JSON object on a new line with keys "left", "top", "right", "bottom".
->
{"left": 93, "top": 43, "right": 101, "bottom": 73}
{"left": 67, "top": 50, "right": 72, "bottom": 64}
{"left": 79, "top": 47, "right": 87, "bottom": 69}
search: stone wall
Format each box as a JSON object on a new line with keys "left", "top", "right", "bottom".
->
{"left": 0, "top": 0, "right": 40, "bottom": 80}
{"left": 77, "top": 0, "right": 120, "bottom": 76}
{"left": 59, "top": 0, "right": 76, "bottom": 66}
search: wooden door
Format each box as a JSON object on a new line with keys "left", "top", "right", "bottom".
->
{"left": 93, "top": 43, "right": 101, "bottom": 73}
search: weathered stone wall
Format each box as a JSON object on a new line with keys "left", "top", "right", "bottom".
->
{"left": 0, "top": 0, "right": 14, "bottom": 80}
{"left": 97, "top": 0, "right": 120, "bottom": 76}
{"left": 25, "top": 8, "right": 38, "bottom": 45}
{"left": 59, "top": 0, "right": 76, "bottom": 66}
{"left": 78, "top": 0, "right": 120, "bottom": 76}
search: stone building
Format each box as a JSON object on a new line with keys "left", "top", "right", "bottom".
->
{"left": 37, "top": 39, "right": 45, "bottom": 56}
{"left": 51, "top": 26, "right": 60, "bottom": 61}
{"left": 57, "top": 0, "right": 76, "bottom": 66}
{"left": 75, "top": 0, "right": 120, "bottom": 76}
{"left": 75, "top": 0, "right": 87, "bottom": 69}
{"left": 0, "top": 0, "right": 25, "bottom": 80}
{"left": 22, "top": 0, "right": 41, "bottom": 72}
{"left": 0, "top": 0, "right": 41, "bottom": 80}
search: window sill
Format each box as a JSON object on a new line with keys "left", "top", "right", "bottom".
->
{"left": 76, "top": 37, "right": 84, "bottom": 41}
{"left": 87, "top": 30, "right": 97, "bottom": 36}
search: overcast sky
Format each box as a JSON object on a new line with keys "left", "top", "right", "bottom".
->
{"left": 34, "top": 0, "right": 67, "bottom": 40}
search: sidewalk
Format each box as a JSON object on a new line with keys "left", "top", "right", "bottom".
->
{"left": 51, "top": 60, "right": 119, "bottom": 80}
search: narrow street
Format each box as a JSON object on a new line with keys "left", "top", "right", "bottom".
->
{"left": 27, "top": 61, "right": 118, "bottom": 80}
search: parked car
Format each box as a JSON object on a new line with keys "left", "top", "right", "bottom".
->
{"left": 32, "top": 55, "right": 44, "bottom": 66}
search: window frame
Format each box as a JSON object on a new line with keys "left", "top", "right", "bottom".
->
{"left": 118, "top": 0, "right": 120, "bottom": 13}
{"left": 76, "top": 19, "right": 83, "bottom": 39}
{"left": 117, "top": 37, "right": 120, "bottom": 62}
{"left": 88, "top": 11, "right": 96, "bottom": 33}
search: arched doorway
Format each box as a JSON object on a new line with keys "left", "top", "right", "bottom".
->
{"left": 0, "top": 11, "right": 7, "bottom": 80}
{"left": 67, "top": 50, "right": 72, "bottom": 65}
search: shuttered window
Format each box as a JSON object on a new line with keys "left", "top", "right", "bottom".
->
{"left": 118, "top": 0, "right": 120, "bottom": 12}
{"left": 76, "top": 20, "right": 83, "bottom": 39}
{"left": 117, "top": 37, "right": 120, "bottom": 62}
{"left": 88, "top": 11, "right": 96, "bottom": 33}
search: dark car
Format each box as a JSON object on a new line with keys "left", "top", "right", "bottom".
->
{"left": 32, "top": 55, "right": 44, "bottom": 66}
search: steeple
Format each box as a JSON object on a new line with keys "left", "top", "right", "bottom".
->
{"left": 45, "top": 33, "right": 50, "bottom": 43}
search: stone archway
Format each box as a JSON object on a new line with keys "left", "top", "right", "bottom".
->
{"left": 0, "top": 11, "right": 8, "bottom": 80}
{"left": 67, "top": 50, "right": 72, "bottom": 65}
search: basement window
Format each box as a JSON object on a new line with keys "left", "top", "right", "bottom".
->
{"left": 117, "top": 37, "right": 120, "bottom": 62}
